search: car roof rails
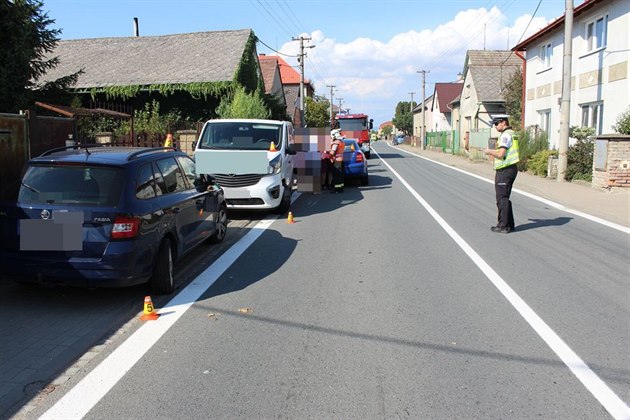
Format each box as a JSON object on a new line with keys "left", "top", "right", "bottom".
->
{"left": 126, "top": 146, "right": 178, "bottom": 161}
{"left": 38, "top": 143, "right": 113, "bottom": 157}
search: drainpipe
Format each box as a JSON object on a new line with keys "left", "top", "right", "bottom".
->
{"left": 447, "top": 103, "right": 455, "bottom": 154}
{"left": 515, "top": 50, "right": 526, "bottom": 129}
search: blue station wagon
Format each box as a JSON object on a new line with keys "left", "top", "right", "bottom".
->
{"left": 0, "top": 145, "right": 227, "bottom": 294}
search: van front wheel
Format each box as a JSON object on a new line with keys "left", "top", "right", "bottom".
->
{"left": 274, "top": 184, "right": 291, "bottom": 214}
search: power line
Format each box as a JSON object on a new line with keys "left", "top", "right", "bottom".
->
{"left": 256, "top": 37, "right": 299, "bottom": 57}
{"left": 253, "top": 0, "right": 294, "bottom": 40}
{"left": 501, "top": 0, "right": 543, "bottom": 65}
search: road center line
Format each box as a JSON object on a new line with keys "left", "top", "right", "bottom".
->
{"left": 40, "top": 215, "right": 280, "bottom": 420}
{"left": 375, "top": 149, "right": 630, "bottom": 420}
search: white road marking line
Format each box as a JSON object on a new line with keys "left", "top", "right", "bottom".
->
{"left": 375, "top": 149, "right": 630, "bottom": 420}
{"left": 40, "top": 216, "right": 279, "bottom": 420}
{"left": 391, "top": 145, "right": 629, "bottom": 234}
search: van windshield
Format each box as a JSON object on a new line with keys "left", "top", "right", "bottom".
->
{"left": 198, "top": 122, "right": 283, "bottom": 151}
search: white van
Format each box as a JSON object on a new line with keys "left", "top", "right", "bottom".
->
{"left": 194, "top": 119, "right": 296, "bottom": 213}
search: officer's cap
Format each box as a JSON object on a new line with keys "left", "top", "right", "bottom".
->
{"left": 491, "top": 114, "right": 510, "bottom": 125}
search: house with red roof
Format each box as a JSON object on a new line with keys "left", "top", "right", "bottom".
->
{"left": 430, "top": 82, "right": 463, "bottom": 132}
{"left": 270, "top": 55, "right": 315, "bottom": 126}
{"left": 258, "top": 54, "right": 287, "bottom": 118}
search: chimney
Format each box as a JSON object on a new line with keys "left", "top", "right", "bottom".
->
{"left": 133, "top": 17, "right": 139, "bottom": 36}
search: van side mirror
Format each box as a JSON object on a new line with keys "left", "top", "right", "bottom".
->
{"left": 369, "top": 119, "right": 374, "bottom": 130}
{"left": 286, "top": 145, "right": 297, "bottom": 155}
{"left": 191, "top": 141, "right": 196, "bottom": 151}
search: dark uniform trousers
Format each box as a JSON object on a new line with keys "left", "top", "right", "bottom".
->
{"left": 332, "top": 160, "right": 344, "bottom": 192}
{"left": 495, "top": 163, "right": 517, "bottom": 229}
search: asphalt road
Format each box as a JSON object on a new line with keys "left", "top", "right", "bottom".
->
{"left": 6, "top": 142, "right": 630, "bottom": 419}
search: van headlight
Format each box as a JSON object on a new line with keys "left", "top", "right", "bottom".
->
{"left": 268, "top": 155, "right": 281, "bottom": 174}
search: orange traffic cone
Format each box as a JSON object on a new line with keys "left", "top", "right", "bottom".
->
{"left": 286, "top": 212, "right": 295, "bottom": 224}
{"left": 269, "top": 141, "right": 277, "bottom": 152}
{"left": 163, "top": 133, "right": 173, "bottom": 148}
{"left": 140, "top": 296, "right": 160, "bottom": 321}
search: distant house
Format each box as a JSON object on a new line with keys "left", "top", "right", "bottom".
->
{"left": 38, "top": 29, "right": 261, "bottom": 121}
{"left": 430, "top": 82, "right": 463, "bottom": 132}
{"left": 513, "top": 0, "right": 628, "bottom": 149}
{"left": 458, "top": 50, "right": 522, "bottom": 138}
{"left": 412, "top": 94, "right": 434, "bottom": 140}
{"left": 273, "top": 55, "right": 315, "bottom": 127}
{"left": 258, "top": 54, "right": 288, "bottom": 119}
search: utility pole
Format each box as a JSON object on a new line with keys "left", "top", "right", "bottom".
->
{"left": 417, "top": 70, "right": 429, "bottom": 149}
{"left": 292, "top": 36, "right": 312, "bottom": 127}
{"left": 327, "top": 84, "right": 336, "bottom": 127}
{"left": 409, "top": 92, "right": 415, "bottom": 112}
{"left": 557, "top": 0, "right": 573, "bottom": 182}
{"left": 338, "top": 97, "right": 344, "bottom": 114}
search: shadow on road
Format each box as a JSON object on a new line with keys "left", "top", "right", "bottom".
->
{"left": 515, "top": 216, "right": 573, "bottom": 232}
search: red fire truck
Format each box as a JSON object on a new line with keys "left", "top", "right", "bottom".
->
{"left": 335, "top": 113, "right": 374, "bottom": 158}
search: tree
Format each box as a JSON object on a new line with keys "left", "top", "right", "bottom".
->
{"left": 305, "top": 96, "right": 331, "bottom": 127}
{"left": 216, "top": 87, "right": 270, "bottom": 119}
{"left": 392, "top": 101, "right": 415, "bottom": 135}
{"left": 502, "top": 68, "right": 523, "bottom": 129}
{"left": 0, "top": 0, "right": 79, "bottom": 112}
{"left": 263, "top": 92, "right": 289, "bottom": 121}
{"left": 381, "top": 125, "right": 393, "bottom": 138}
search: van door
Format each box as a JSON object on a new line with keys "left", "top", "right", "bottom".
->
{"left": 282, "top": 123, "right": 296, "bottom": 185}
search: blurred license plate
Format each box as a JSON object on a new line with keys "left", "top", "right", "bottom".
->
{"left": 20, "top": 211, "right": 83, "bottom": 251}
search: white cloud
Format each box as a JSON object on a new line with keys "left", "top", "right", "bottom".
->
{"left": 277, "top": 7, "right": 550, "bottom": 125}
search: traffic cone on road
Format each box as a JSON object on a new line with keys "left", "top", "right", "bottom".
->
{"left": 286, "top": 212, "right": 295, "bottom": 224}
{"left": 140, "top": 296, "right": 160, "bottom": 321}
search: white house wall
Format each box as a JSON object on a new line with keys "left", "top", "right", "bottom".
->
{"left": 524, "top": 0, "right": 629, "bottom": 149}
{"left": 460, "top": 70, "right": 481, "bottom": 134}
{"left": 431, "top": 91, "right": 453, "bottom": 132}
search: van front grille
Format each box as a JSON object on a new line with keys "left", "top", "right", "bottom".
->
{"left": 213, "top": 174, "right": 262, "bottom": 188}
{"left": 226, "top": 198, "right": 265, "bottom": 206}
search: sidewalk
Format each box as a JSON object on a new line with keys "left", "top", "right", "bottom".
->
{"left": 392, "top": 143, "right": 629, "bottom": 229}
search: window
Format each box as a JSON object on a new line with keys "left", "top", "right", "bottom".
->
{"left": 538, "top": 109, "right": 551, "bottom": 137}
{"left": 586, "top": 15, "right": 607, "bottom": 52}
{"left": 18, "top": 165, "right": 123, "bottom": 206}
{"left": 176, "top": 155, "right": 198, "bottom": 189}
{"left": 136, "top": 163, "right": 157, "bottom": 200}
{"left": 540, "top": 42, "right": 552, "bottom": 69}
{"left": 581, "top": 102, "right": 604, "bottom": 135}
{"left": 155, "top": 157, "right": 187, "bottom": 194}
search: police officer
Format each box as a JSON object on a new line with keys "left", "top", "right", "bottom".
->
{"left": 330, "top": 129, "right": 346, "bottom": 193}
{"left": 483, "top": 114, "right": 519, "bottom": 233}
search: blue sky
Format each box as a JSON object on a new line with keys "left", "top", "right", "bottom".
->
{"left": 43, "top": 0, "right": 573, "bottom": 126}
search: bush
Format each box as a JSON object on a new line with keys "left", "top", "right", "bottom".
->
{"left": 570, "top": 125, "right": 595, "bottom": 141}
{"left": 216, "top": 87, "right": 270, "bottom": 119}
{"left": 528, "top": 149, "right": 558, "bottom": 177}
{"left": 566, "top": 138, "right": 594, "bottom": 182}
{"left": 517, "top": 129, "right": 549, "bottom": 171}
{"left": 612, "top": 106, "right": 630, "bottom": 134}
